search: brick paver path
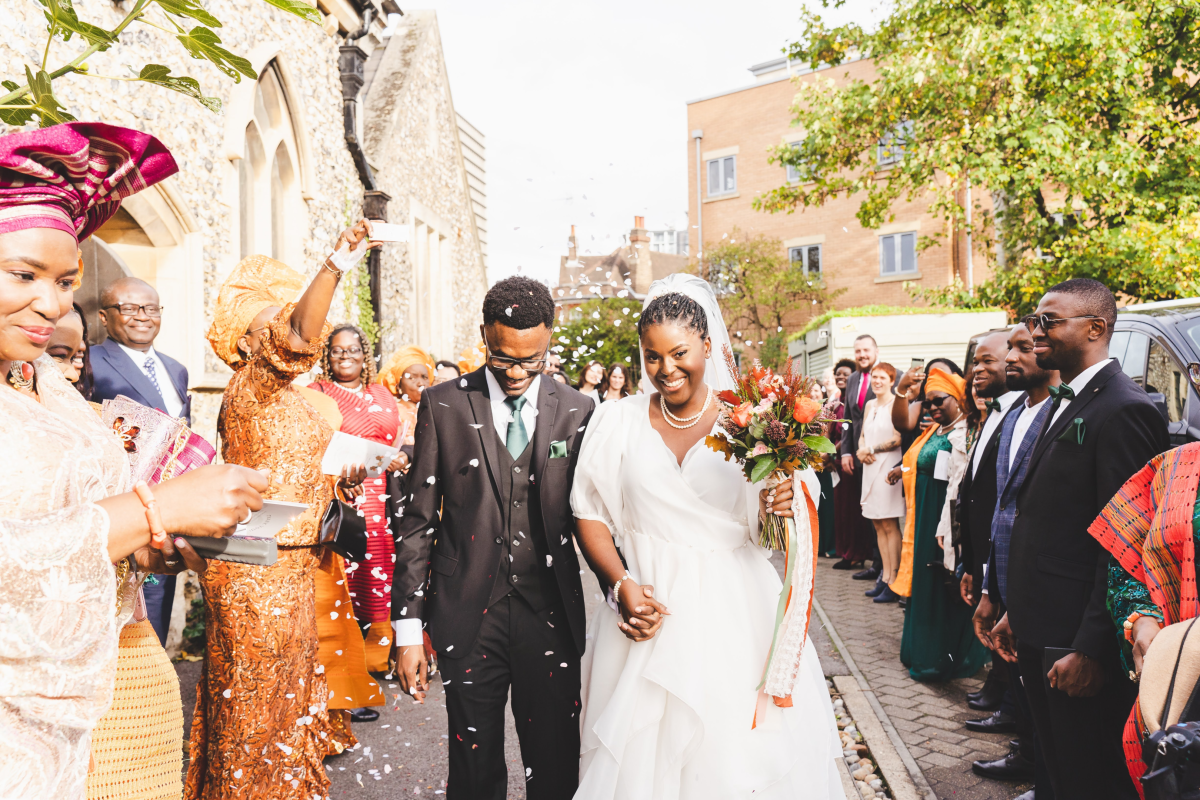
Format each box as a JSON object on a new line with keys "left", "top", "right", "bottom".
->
{"left": 815, "top": 557, "right": 1033, "bottom": 799}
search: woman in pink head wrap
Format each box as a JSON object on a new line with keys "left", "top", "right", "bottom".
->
{"left": 0, "top": 122, "right": 268, "bottom": 799}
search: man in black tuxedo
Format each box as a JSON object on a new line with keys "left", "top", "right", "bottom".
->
{"left": 994, "top": 278, "right": 1168, "bottom": 800}
{"left": 836, "top": 333, "right": 879, "bottom": 574}
{"left": 392, "top": 277, "right": 594, "bottom": 800}
{"left": 91, "top": 276, "right": 191, "bottom": 645}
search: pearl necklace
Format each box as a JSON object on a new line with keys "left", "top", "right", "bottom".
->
{"left": 660, "top": 386, "right": 712, "bottom": 430}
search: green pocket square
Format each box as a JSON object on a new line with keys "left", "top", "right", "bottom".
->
{"left": 549, "top": 440, "right": 570, "bottom": 458}
{"left": 1056, "top": 418, "right": 1086, "bottom": 444}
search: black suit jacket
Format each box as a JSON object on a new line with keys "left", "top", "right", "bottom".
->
{"left": 957, "top": 395, "right": 1024, "bottom": 595}
{"left": 90, "top": 339, "right": 192, "bottom": 423}
{"left": 838, "top": 369, "right": 876, "bottom": 461}
{"left": 391, "top": 369, "right": 595, "bottom": 657}
{"left": 1006, "top": 361, "right": 1168, "bottom": 659}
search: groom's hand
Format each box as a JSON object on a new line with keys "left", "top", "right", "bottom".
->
{"left": 393, "top": 644, "right": 428, "bottom": 703}
{"left": 618, "top": 583, "right": 669, "bottom": 642}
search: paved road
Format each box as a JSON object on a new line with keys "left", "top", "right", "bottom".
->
{"left": 814, "top": 556, "right": 1031, "bottom": 800}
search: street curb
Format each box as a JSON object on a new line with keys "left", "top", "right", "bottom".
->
{"left": 814, "top": 597, "right": 938, "bottom": 800}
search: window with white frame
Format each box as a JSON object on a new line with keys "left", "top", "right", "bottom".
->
{"left": 785, "top": 140, "right": 811, "bottom": 183}
{"left": 879, "top": 232, "right": 917, "bottom": 276}
{"left": 707, "top": 155, "right": 736, "bottom": 196}
{"left": 877, "top": 120, "right": 913, "bottom": 167}
{"left": 789, "top": 244, "right": 822, "bottom": 276}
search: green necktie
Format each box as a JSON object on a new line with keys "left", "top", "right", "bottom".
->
{"left": 984, "top": 398, "right": 1002, "bottom": 413}
{"left": 504, "top": 395, "right": 529, "bottom": 458}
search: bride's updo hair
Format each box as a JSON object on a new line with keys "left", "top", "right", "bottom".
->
{"left": 638, "top": 292, "right": 709, "bottom": 340}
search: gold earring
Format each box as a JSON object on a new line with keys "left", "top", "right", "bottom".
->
{"left": 7, "top": 361, "right": 34, "bottom": 390}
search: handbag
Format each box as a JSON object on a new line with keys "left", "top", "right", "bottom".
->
{"left": 320, "top": 498, "right": 369, "bottom": 564}
{"left": 1140, "top": 618, "right": 1200, "bottom": 798}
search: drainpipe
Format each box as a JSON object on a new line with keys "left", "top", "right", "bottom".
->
{"left": 692, "top": 128, "right": 703, "bottom": 269}
{"left": 965, "top": 179, "right": 974, "bottom": 295}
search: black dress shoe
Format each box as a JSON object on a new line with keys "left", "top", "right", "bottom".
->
{"left": 968, "top": 687, "right": 1005, "bottom": 711}
{"left": 971, "top": 750, "right": 1034, "bottom": 780}
{"left": 965, "top": 709, "right": 1018, "bottom": 734}
{"left": 832, "top": 559, "right": 859, "bottom": 570}
{"left": 852, "top": 567, "right": 881, "bottom": 581}
{"left": 350, "top": 708, "right": 380, "bottom": 723}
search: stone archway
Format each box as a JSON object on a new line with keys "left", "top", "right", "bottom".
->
{"left": 77, "top": 236, "right": 132, "bottom": 346}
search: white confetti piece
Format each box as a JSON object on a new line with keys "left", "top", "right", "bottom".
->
{"left": 469, "top": 423, "right": 483, "bottom": 429}
{"left": 426, "top": 476, "right": 436, "bottom": 485}
{"left": 234, "top": 769, "right": 243, "bottom": 779}
{"left": 223, "top": 689, "right": 232, "bottom": 698}
{"left": 546, "top": 555, "right": 553, "bottom": 566}
{"left": 276, "top": 742, "right": 293, "bottom": 755}
{"left": 469, "top": 459, "right": 479, "bottom": 467}
{"left": 560, "top": 662, "right": 568, "bottom": 667}
{"left": 460, "top": 378, "right": 468, "bottom": 387}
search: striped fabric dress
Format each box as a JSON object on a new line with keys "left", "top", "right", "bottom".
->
{"left": 310, "top": 382, "right": 401, "bottom": 668}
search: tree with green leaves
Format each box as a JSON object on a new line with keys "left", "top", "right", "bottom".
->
{"left": 758, "top": 0, "right": 1200, "bottom": 316}
{"left": 701, "top": 230, "right": 845, "bottom": 369}
{"left": 1, "top": 0, "right": 322, "bottom": 127}
{"left": 553, "top": 298, "right": 642, "bottom": 385}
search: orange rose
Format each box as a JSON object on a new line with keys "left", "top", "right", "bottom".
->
{"left": 793, "top": 396, "right": 822, "bottom": 424}
{"left": 730, "top": 401, "right": 754, "bottom": 428}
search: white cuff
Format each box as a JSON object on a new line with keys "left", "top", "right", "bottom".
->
{"left": 981, "top": 563, "right": 989, "bottom": 596}
{"left": 392, "top": 618, "right": 424, "bottom": 647}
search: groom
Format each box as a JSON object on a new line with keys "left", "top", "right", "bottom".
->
{"left": 391, "top": 276, "right": 595, "bottom": 800}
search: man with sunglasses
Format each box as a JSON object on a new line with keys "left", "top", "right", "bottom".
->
{"left": 996, "top": 278, "right": 1168, "bottom": 800}
{"left": 91, "top": 275, "right": 192, "bottom": 646}
{"left": 391, "top": 276, "right": 595, "bottom": 799}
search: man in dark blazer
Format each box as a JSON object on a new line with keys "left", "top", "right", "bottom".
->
{"left": 836, "top": 333, "right": 879, "bottom": 573}
{"left": 391, "top": 276, "right": 594, "bottom": 800}
{"left": 994, "top": 278, "right": 1168, "bottom": 800}
{"left": 91, "top": 276, "right": 191, "bottom": 646}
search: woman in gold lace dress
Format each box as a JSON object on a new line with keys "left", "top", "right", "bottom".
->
{"left": 186, "top": 223, "right": 376, "bottom": 800}
{"left": 0, "top": 122, "right": 266, "bottom": 800}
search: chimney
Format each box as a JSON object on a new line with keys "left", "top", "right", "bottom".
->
{"left": 569, "top": 224, "right": 577, "bottom": 261}
{"left": 630, "top": 216, "right": 652, "bottom": 294}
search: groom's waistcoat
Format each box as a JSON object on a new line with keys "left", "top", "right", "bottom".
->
{"left": 488, "top": 437, "right": 555, "bottom": 610}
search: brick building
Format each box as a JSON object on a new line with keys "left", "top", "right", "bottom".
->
{"left": 554, "top": 217, "right": 688, "bottom": 314}
{"left": 686, "top": 56, "right": 992, "bottom": 330}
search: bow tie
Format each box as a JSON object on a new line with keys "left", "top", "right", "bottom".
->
{"left": 984, "top": 398, "right": 1002, "bottom": 413}
{"left": 1048, "top": 384, "right": 1075, "bottom": 402}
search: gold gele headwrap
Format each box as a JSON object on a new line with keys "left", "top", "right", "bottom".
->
{"left": 458, "top": 340, "right": 486, "bottom": 374}
{"left": 923, "top": 367, "right": 967, "bottom": 405}
{"left": 378, "top": 345, "right": 436, "bottom": 399}
{"left": 206, "top": 255, "right": 306, "bottom": 369}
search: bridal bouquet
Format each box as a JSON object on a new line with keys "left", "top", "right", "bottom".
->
{"left": 705, "top": 348, "right": 843, "bottom": 715}
{"left": 705, "top": 347, "right": 841, "bottom": 550}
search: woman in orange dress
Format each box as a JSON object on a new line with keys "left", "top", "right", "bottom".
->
{"left": 186, "top": 224, "right": 375, "bottom": 800}
{"left": 311, "top": 325, "right": 406, "bottom": 677}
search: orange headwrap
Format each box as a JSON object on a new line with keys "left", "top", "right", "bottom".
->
{"left": 458, "top": 341, "right": 486, "bottom": 375}
{"left": 378, "top": 346, "right": 436, "bottom": 399}
{"left": 891, "top": 368, "right": 966, "bottom": 597}
{"left": 206, "top": 255, "right": 306, "bottom": 369}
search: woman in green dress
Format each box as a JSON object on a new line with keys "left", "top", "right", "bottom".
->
{"left": 894, "top": 368, "right": 989, "bottom": 682}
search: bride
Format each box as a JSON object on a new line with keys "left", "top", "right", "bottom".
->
{"left": 570, "top": 275, "right": 841, "bottom": 799}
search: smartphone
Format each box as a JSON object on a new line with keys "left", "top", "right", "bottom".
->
{"left": 910, "top": 357, "right": 925, "bottom": 371}
{"left": 1042, "top": 646, "right": 1075, "bottom": 679}
{"left": 368, "top": 221, "right": 410, "bottom": 243}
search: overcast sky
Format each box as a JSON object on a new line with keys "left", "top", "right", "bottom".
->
{"left": 416, "top": 0, "right": 882, "bottom": 286}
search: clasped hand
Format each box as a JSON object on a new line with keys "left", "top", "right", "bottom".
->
{"left": 616, "top": 580, "right": 670, "bottom": 642}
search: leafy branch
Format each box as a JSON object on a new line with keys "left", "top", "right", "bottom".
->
{"left": 2, "top": 0, "right": 322, "bottom": 127}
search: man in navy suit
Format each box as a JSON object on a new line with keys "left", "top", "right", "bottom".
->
{"left": 92, "top": 276, "right": 192, "bottom": 646}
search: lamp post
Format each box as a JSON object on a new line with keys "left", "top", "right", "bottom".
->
{"left": 692, "top": 128, "right": 703, "bottom": 270}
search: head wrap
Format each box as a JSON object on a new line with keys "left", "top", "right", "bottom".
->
{"left": 924, "top": 367, "right": 967, "bottom": 404}
{"left": 0, "top": 122, "right": 177, "bottom": 242}
{"left": 206, "top": 255, "right": 306, "bottom": 369}
{"left": 379, "top": 346, "right": 436, "bottom": 399}
{"left": 458, "top": 341, "right": 486, "bottom": 374}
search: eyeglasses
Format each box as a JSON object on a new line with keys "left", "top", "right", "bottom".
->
{"left": 104, "top": 303, "right": 163, "bottom": 318}
{"left": 1023, "top": 313, "right": 1102, "bottom": 333}
{"left": 484, "top": 338, "right": 550, "bottom": 374}
{"left": 330, "top": 347, "right": 363, "bottom": 358}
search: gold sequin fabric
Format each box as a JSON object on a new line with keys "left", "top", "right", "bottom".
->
{"left": 87, "top": 619, "right": 183, "bottom": 800}
{"left": 185, "top": 547, "right": 334, "bottom": 800}
{"left": 0, "top": 357, "right": 131, "bottom": 798}
{"left": 185, "top": 312, "right": 338, "bottom": 799}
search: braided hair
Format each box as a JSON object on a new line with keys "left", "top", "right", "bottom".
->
{"left": 637, "top": 292, "right": 709, "bottom": 340}
{"left": 319, "top": 324, "right": 377, "bottom": 385}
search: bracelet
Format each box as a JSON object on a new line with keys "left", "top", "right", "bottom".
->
{"left": 322, "top": 258, "right": 344, "bottom": 279}
{"left": 612, "top": 573, "right": 633, "bottom": 607}
{"left": 1123, "top": 611, "right": 1161, "bottom": 643}
{"left": 132, "top": 480, "right": 168, "bottom": 550}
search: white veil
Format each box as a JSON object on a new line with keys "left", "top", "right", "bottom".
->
{"left": 639, "top": 273, "right": 736, "bottom": 393}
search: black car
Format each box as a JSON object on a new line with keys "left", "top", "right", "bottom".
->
{"left": 963, "top": 298, "right": 1200, "bottom": 445}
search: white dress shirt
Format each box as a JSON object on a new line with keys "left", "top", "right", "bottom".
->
{"left": 393, "top": 370, "right": 544, "bottom": 648}
{"left": 971, "top": 391, "right": 1020, "bottom": 478}
{"left": 1009, "top": 396, "right": 1051, "bottom": 470}
{"left": 116, "top": 342, "right": 184, "bottom": 418}
{"left": 1049, "top": 358, "right": 1113, "bottom": 427}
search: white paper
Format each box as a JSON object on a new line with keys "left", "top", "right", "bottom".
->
{"left": 234, "top": 500, "right": 307, "bottom": 539}
{"left": 369, "top": 222, "right": 410, "bottom": 243}
{"left": 321, "top": 431, "right": 400, "bottom": 478}
{"left": 933, "top": 449, "right": 950, "bottom": 481}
